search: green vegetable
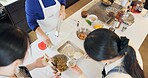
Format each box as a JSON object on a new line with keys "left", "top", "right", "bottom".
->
{"left": 86, "top": 19, "right": 92, "bottom": 26}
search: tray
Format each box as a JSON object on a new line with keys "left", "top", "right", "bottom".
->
{"left": 57, "top": 41, "right": 85, "bottom": 59}
{"left": 84, "top": 1, "right": 121, "bottom": 25}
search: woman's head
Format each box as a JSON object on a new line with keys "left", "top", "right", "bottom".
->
{"left": 0, "top": 23, "right": 30, "bottom": 66}
{"left": 84, "top": 28, "right": 144, "bottom": 78}
{"left": 84, "top": 28, "right": 128, "bottom": 61}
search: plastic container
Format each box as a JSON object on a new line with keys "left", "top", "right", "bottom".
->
{"left": 86, "top": 14, "right": 98, "bottom": 25}
{"left": 92, "top": 21, "right": 104, "bottom": 29}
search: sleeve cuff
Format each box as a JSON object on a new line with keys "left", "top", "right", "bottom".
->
{"left": 33, "top": 25, "right": 39, "bottom": 31}
{"left": 61, "top": 3, "right": 66, "bottom": 6}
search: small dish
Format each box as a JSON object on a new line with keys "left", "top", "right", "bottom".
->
{"left": 52, "top": 54, "right": 69, "bottom": 72}
{"left": 81, "top": 11, "right": 89, "bottom": 18}
{"left": 76, "top": 28, "right": 91, "bottom": 40}
{"left": 86, "top": 14, "right": 98, "bottom": 23}
{"left": 92, "top": 21, "right": 104, "bottom": 29}
{"left": 42, "top": 54, "right": 68, "bottom": 72}
{"left": 66, "top": 58, "right": 77, "bottom": 67}
{"left": 101, "top": 0, "right": 114, "bottom": 6}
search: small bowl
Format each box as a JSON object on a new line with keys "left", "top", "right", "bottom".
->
{"left": 81, "top": 11, "right": 89, "bottom": 18}
{"left": 76, "top": 28, "right": 91, "bottom": 40}
{"left": 86, "top": 14, "right": 98, "bottom": 22}
{"left": 92, "top": 21, "right": 104, "bottom": 29}
{"left": 66, "top": 58, "right": 77, "bottom": 67}
{"left": 101, "top": 0, "right": 114, "bottom": 6}
{"left": 52, "top": 54, "right": 69, "bottom": 72}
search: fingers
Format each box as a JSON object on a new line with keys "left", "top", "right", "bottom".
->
{"left": 55, "top": 72, "right": 61, "bottom": 77}
{"left": 44, "top": 38, "right": 53, "bottom": 48}
{"left": 40, "top": 56, "right": 44, "bottom": 59}
{"left": 50, "top": 71, "right": 61, "bottom": 78}
{"left": 60, "top": 14, "right": 66, "bottom": 20}
{"left": 50, "top": 75, "right": 60, "bottom": 78}
{"left": 69, "top": 65, "right": 83, "bottom": 76}
{"left": 59, "top": 11, "right": 66, "bottom": 20}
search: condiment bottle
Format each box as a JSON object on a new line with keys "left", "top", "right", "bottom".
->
{"left": 115, "top": 9, "right": 124, "bottom": 29}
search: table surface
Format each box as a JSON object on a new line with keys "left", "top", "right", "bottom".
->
{"left": 24, "top": 0, "right": 148, "bottom": 78}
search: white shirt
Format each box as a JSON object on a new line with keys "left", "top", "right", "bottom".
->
{"left": 105, "top": 56, "right": 132, "bottom": 78}
{"left": 78, "top": 56, "right": 132, "bottom": 78}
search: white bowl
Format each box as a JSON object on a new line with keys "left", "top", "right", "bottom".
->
{"left": 86, "top": 14, "right": 98, "bottom": 22}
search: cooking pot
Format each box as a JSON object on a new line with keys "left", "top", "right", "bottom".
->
{"left": 101, "top": 0, "right": 114, "bottom": 6}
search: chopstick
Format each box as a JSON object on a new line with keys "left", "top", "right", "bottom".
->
{"left": 44, "top": 54, "right": 61, "bottom": 76}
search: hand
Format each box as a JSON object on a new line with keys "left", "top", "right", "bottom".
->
{"left": 50, "top": 72, "right": 61, "bottom": 78}
{"left": 69, "top": 65, "right": 83, "bottom": 76}
{"left": 44, "top": 38, "right": 53, "bottom": 48}
{"left": 26, "top": 57, "right": 46, "bottom": 71}
{"left": 50, "top": 75, "right": 60, "bottom": 78}
{"left": 34, "top": 57, "right": 46, "bottom": 68}
{"left": 59, "top": 5, "right": 66, "bottom": 19}
{"left": 35, "top": 27, "right": 53, "bottom": 48}
{"left": 59, "top": 10, "right": 66, "bottom": 19}
{"left": 42, "top": 34, "right": 53, "bottom": 48}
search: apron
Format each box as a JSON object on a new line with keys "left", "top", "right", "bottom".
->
{"left": 37, "top": 0, "right": 61, "bottom": 33}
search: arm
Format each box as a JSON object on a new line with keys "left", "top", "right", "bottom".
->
{"left": 25, "top": 0, "right": 39, "bottom": 31}
{"left": 25, "top": 61, "right": 37, "bottom": 71}
{"left": 59, "top": 5, "right": 66, "bottom": 19}
{"left": 25, "top": 57, "right": 45, "bottom": 71}
{"left": 60, "top": 5, "right": 66, "bottom": 13}
{"left": 59, "top": 0, "right": 66, "bottom": 19}
{"left": 25, "top": 0, "right": 53, "bottom": 47}
{"left": 35, "top": 27, "right": 53, "bottom": 47}
{"left": 70, "top": 65, "right": 87, "bottom": 78}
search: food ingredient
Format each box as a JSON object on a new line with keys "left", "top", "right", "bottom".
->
{"left": 93, "top": 24, "right": 103, "bottom": 29}
{"left": 86, "top": 19, "right": 92, "bottom": 25}
{"left": 53, "top": 54, "right": 69, "bottom": 72}
{"left": 77, "top": 32, "right": 87, "bottom": 40}
{"left": 81, "top": 11, "right": 89, "bottom": 18}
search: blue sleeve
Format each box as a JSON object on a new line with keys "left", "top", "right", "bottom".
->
{"left": 58, "top": 0, "right": 66, "bottom": 6}
{"left": 25, "top": 0, "right": 39, "bottom": 31}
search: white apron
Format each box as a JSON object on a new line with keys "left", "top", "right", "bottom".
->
{"left": 37, "top": 0, "right": 61, "bottom": 33}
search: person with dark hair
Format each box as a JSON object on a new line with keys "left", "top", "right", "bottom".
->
{"left": 143, "top": 0, "right": 148, "bottom": 17}
{"left": 0, "top": 23, "right": 56, "bottom": 78}
{"left": 70, "top": 28, "right": 144, "bottom": 78}
{"left": 143, "top": 0, "right": 148, "bottom": 9}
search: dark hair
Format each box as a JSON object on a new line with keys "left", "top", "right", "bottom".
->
{"left": 0, "top": 23, "right": 30, "bottom": 66}
{"left": 84, "top": 28, "right": 144, "bottom": 78}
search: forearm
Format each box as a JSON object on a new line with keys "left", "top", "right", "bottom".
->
{"left": 35, "top": 27, "right": 48, "bottom": 40}
{"left": 25, "top": 62, "right": 36, "bottom": 71}
{"left": 70, "top": 65, "right": 87, "bottom": 78}
{"left": 60, "top": 5, "right": 65, "bottom": 12}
